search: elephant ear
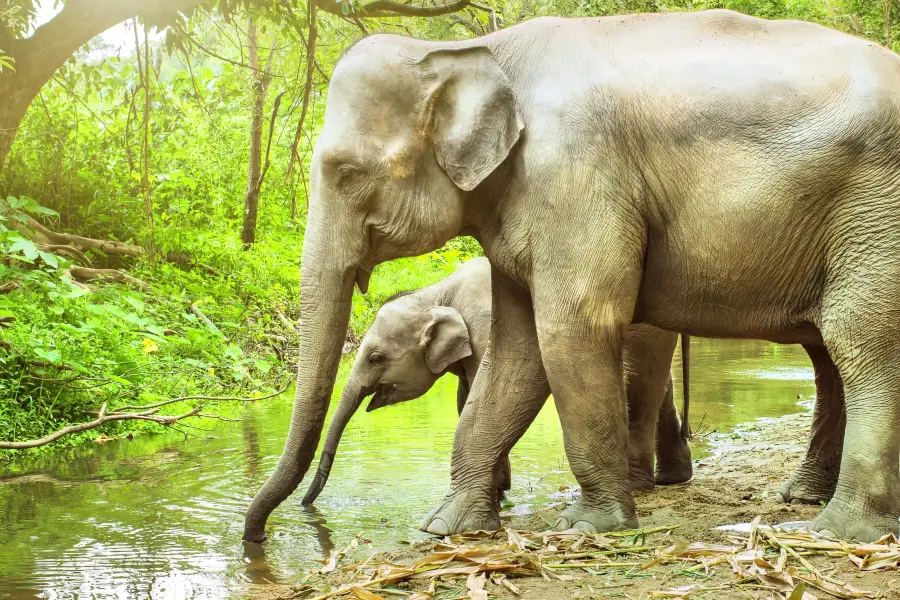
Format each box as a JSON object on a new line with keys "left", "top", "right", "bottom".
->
{"left": 421, "top": 306, "right": 472, "bottom": 374}
{"left": 418, "top": 46, "right": 524, "bottom": 191}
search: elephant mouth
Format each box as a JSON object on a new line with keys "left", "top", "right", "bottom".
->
{"left": 366, "top": 385, "right": 402, "bottom": 412}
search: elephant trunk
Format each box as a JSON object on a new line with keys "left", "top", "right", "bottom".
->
{"left": 302, "top": 366, "right": 372, "bottom": 505}
{"left": 243, "top": 229, "right": 357, "bottom": 543}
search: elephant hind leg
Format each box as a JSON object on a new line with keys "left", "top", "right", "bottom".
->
{"left": 810, "top": 262, "right": 900, "bottom": 542}
{"left": 776, "top": 343, "right": 844, "bottom": 505}
{"left": 654, "top": 378, "right": 693, "bottom": 485}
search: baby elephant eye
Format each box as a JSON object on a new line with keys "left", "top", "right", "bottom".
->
{"left": 368, "top": 352, "right": 386, "bottom": 366}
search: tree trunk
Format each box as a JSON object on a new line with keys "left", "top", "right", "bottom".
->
{"left": 884, "top": 0, "right": 893, "bottom": 48}
{"left": 241, "top": 18, "right": 268, "bottom": 248}
{"left": 0, "top": 0, "right": 202, "bottom": 180}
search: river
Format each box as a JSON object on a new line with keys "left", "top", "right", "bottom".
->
{"left": 0, "top": 338, "right": 816, "bottom": 599}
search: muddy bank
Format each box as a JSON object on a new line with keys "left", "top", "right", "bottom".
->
{"left": 246, "top": 408, "right": 900, "bottom": 600}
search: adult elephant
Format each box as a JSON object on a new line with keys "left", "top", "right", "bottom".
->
{"left": 244, "top": 10, "right": 900, "bottom": 543}
{"left": 300, "top": 257, "right": 693, "bottom": 507}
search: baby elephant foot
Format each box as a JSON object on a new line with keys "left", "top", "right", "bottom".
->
{"left": 811, "top": 497, "right": 899, "bottom": 543}
{"left": 655, "top": 443, "right": 693, "bottom": 486}
{"left": 776, "top": 458, "right": 838, "bottom": 505}
{"left": 420, "top": 488, "right": 500, "bottom": 536}
{"left": 554, "top": 501, "right": 639, "bottom": 534}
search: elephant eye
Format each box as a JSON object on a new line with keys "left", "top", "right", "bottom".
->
{"left": 368, "top": 351, "right": 386, "bottom": 366}
{"left": 335, "top": 165, "right": 364, "bottom": 193}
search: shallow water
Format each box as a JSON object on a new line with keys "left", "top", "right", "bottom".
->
{"left": 0, "top": 338, "right": 815, "bottom": 599}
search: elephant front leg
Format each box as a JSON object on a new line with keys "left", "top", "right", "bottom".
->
{"left": 422, "top": 271, "right": 550, "bottom": 535}
{"left": 540, "top": 320, "right": 638, "bottom": 533}
{"left": 456, "top": 373, "right": 511, "bottom": 499}
{"left": 776, "top": 344, "right": 844, "bottom": 505}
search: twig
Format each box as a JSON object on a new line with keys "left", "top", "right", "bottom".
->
{"left": 0, "top": 281, "right": 19, "bottom": 295}
{"left": 197, "top": 413, "right": 243, "bottom": 422}
{"left": 470, "top": 2, "right": 498, "bottom": 31}
{"left": 189, "top": 301, "right": 220, "bottom": 334}
{"left": 112, "top": 380, "right": 290, "bottom": 412}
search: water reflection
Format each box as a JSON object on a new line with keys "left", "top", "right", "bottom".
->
{"left": 0, "top": 339, "right": 816, "bottom": 599}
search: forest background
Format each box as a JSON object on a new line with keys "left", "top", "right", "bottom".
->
{"left": 0, "top": 0, "right": 895, "bottom": 457}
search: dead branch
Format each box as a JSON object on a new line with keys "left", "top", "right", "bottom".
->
{"left": 113, "top": 381, "right": 290, "bottom": 412}
{"left": 67, "top": 267, "right": 149, "bottom": 292}
{"left": 189, "top": 301, "right": 220, "bottom": 334}
{"left": 0, "top": 316, "right": 14, "bottom": 329}
{"left": 0, "top": 407, "right": 202, "bottom": 450}
{"left": 324, "top": 0, "right": 473, "bottom": 18}
{"left": 0, "top": 381, "right": 290, "bottom": 450}
{"left": 0, "top": 281, "right": 19, "bottom": 294}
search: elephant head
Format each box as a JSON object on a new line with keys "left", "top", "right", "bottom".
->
{"left": 301, "top": 297, "right": 472, "bottom": 506}
{"left": 243, "top": 36, "right": 523, "bottom": 542}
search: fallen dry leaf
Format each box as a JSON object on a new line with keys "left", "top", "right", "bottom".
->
{"left": 351, "top": 587, "right": 385, "bottom": 600}
{"left": 466, "top": 571, "right": 488, "bottom": 600}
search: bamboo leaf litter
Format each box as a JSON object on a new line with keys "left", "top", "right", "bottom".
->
{"left": 298, "top": 522, "right": 897, "bottom": 600}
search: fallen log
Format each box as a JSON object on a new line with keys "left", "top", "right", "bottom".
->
{"left": 21, "top": 216, "right": 143, "bottom": 257}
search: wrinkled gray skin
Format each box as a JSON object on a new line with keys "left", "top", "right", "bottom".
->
{"left": 301, "top": 257, "right": 693, "bottom": 507}
{"left": 244, "top": 10, "right": 900, "bottom": 544}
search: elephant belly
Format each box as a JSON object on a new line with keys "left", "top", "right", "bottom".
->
{"left": 633, "top": 208, "right": 827, "bottom": 345}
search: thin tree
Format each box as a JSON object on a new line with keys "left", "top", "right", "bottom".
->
{"left": 241, "top": 17, "right": 270, "bottom": 248}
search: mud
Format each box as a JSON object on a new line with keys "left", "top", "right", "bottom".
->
{"left": 247, "top": 410, "right": 900, "bottom": 600}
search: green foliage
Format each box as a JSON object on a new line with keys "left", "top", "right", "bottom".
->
{"left": 0, "top": 200, "right": 293, "bottom": 451}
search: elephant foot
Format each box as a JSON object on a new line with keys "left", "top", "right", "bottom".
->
{"left": 629, "top": 467, "right": 656, "bottom": 492}
{"left": 810, "top": 497, "right": 899, "bottom": 543}
{"left": 554, "top": 500, "right": 638, "bottom": 534}
{"left": 775, "top": 457, "right": 838, "bottom": 505}
{"left": 421, "top": 488, "right": 500, "bottom": 535}
{"left": 655, "top": 442, "right": 693, "bottom": 486}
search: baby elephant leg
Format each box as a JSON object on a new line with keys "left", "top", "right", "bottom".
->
{"left": 623, "top": 326, "right": 680, "bottom": 491}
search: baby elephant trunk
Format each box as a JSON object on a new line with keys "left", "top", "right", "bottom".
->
{"left": 302, "top": 370, "right": 372, "bottom": 505}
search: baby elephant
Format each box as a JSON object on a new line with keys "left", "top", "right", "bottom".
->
{"left": 302, "top": 257, "right": 692, "bottom": 506}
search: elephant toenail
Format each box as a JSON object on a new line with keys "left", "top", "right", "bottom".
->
{"left": 426, "top": 518, "right": 451, "bottom": 536}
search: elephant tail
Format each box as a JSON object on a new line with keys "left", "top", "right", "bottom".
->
{"left": 680, "top": 334, "right": 691, "bottom": 439}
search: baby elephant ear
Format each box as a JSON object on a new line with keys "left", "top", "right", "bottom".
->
{"left": 421, "top": 306, "right": 472, "bottom": 374}
{"left": 418, "top": 46, "right": 524, "bottom": 192}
